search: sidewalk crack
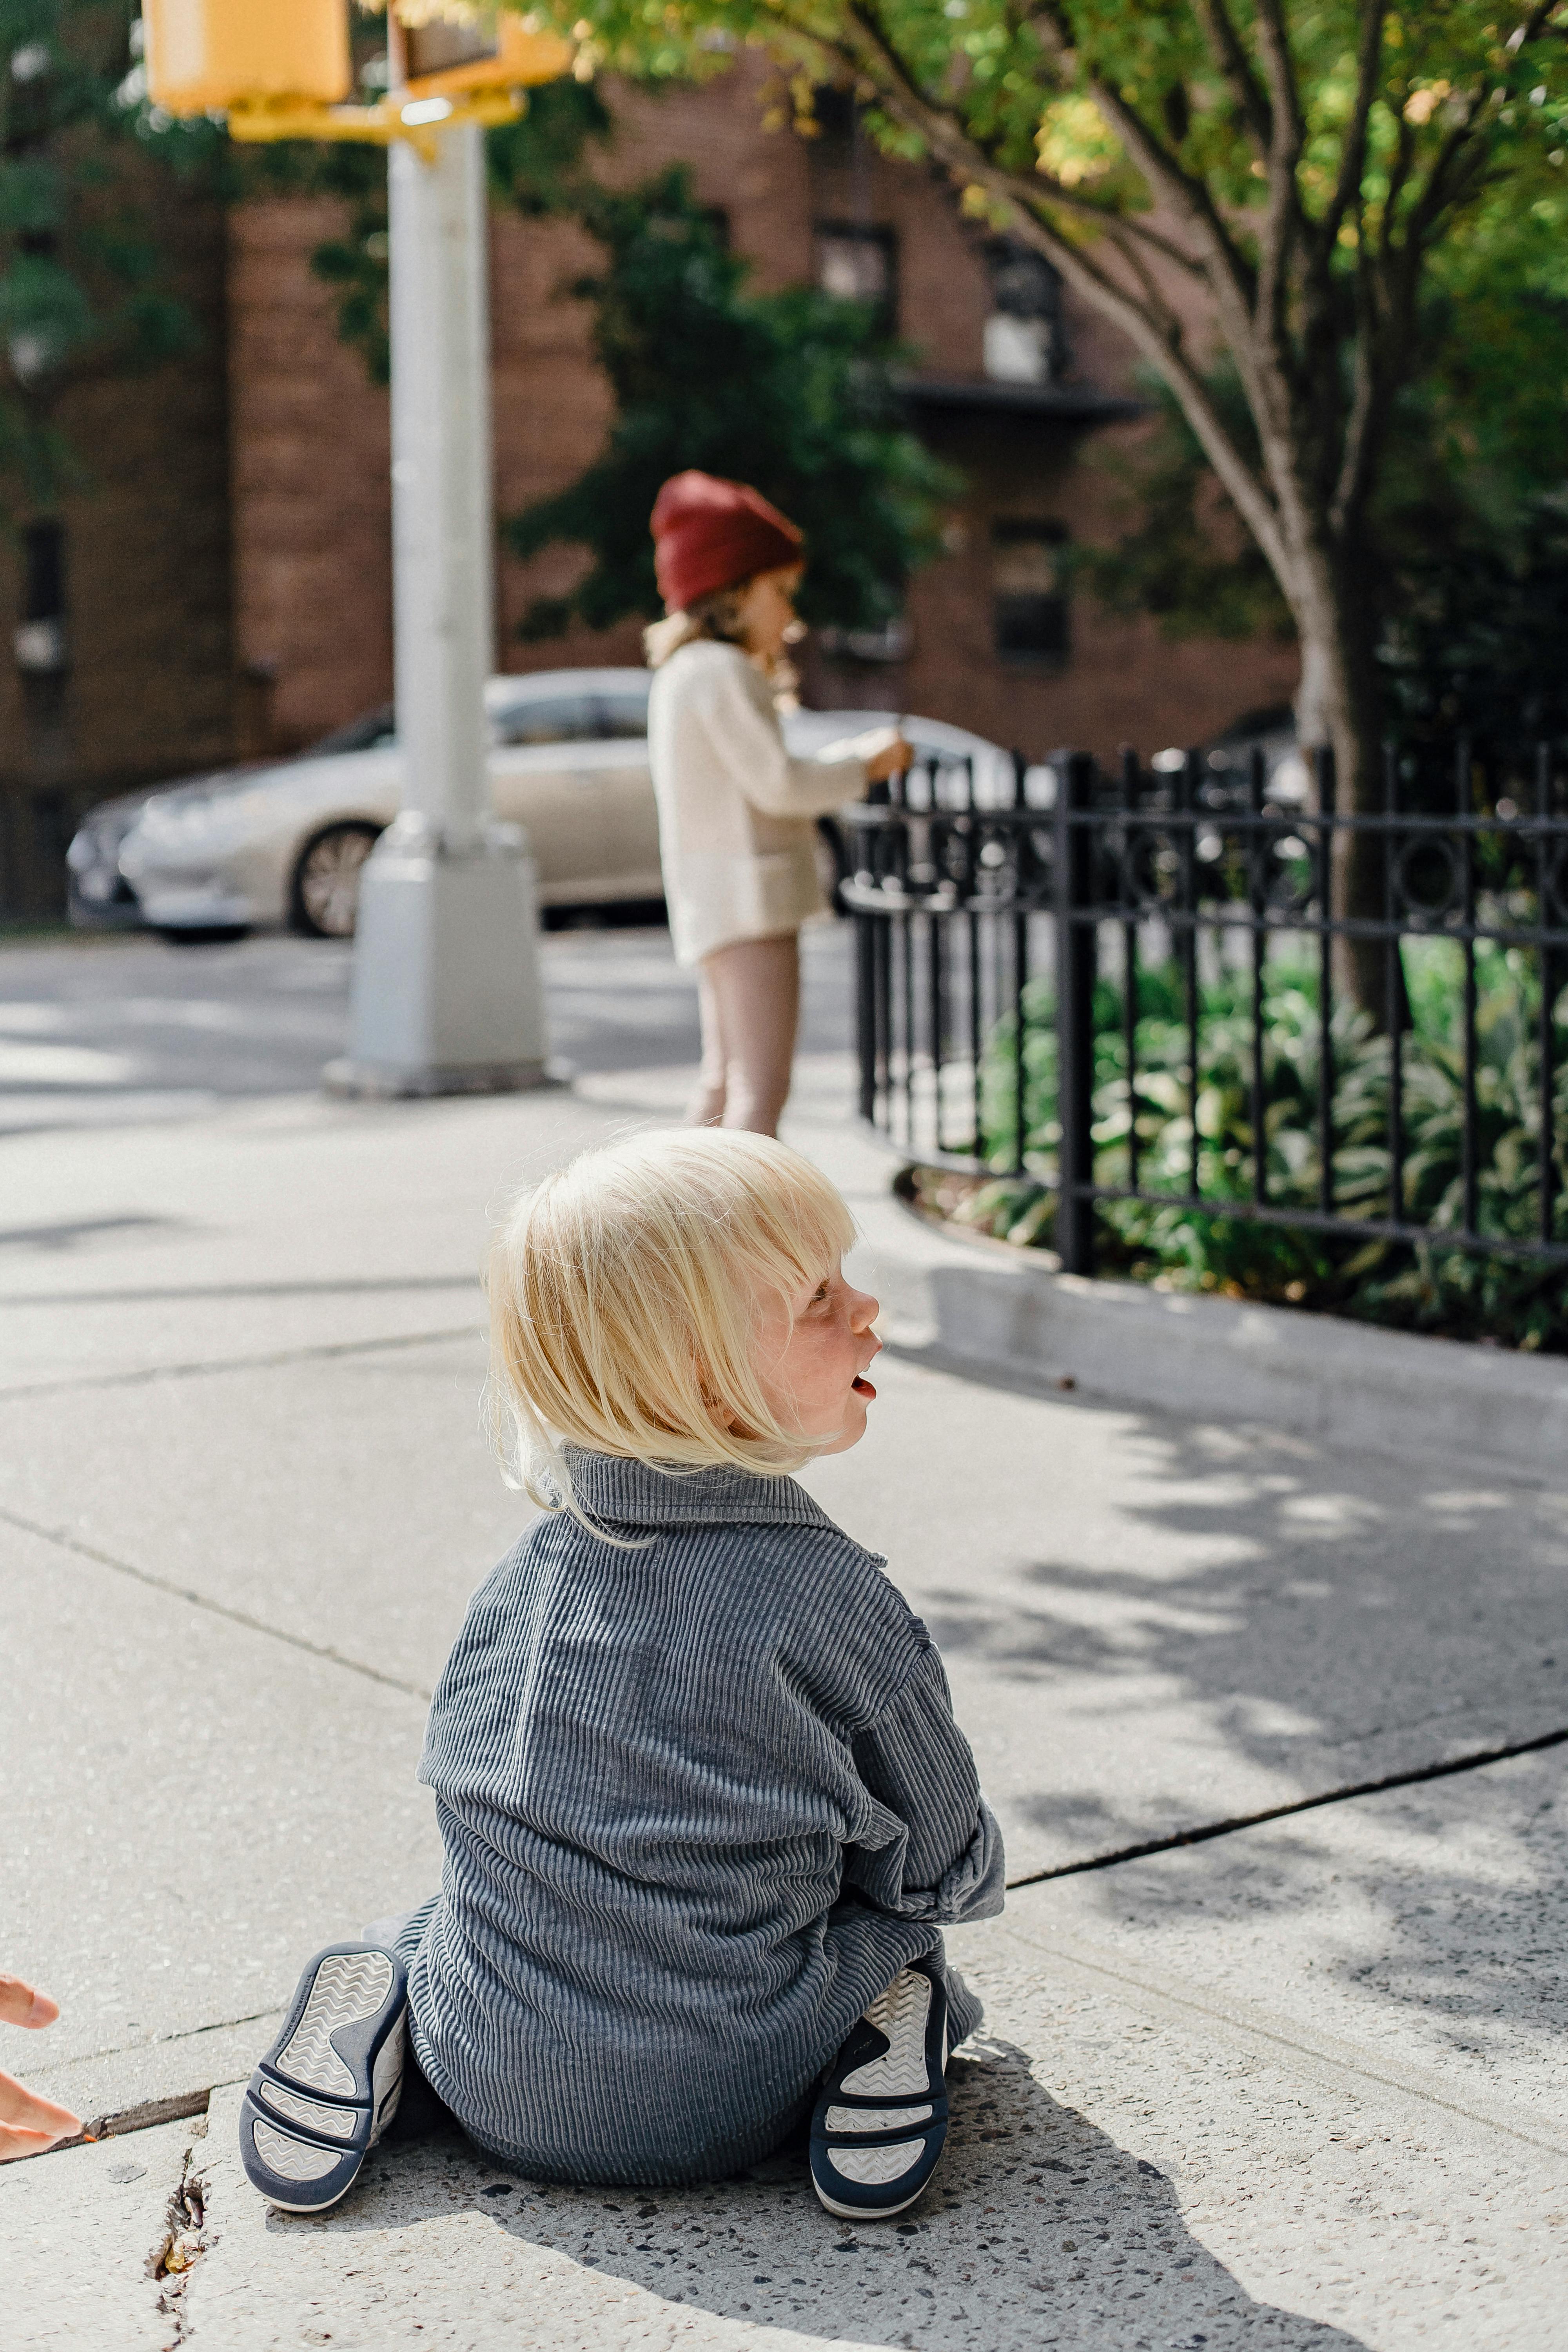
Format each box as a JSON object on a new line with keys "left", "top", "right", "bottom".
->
{"left": 149, "top": 2116, "right": 210, "bottom": 2343}
{"left": 1005, "top": 1720, "right": 1568, "bottom": 1890}
{"left": 0, "top": 1503, "right": 433, "bottom": 1701}
{"left": 0, "top": 1319, "right": 482, "bottom": 1401}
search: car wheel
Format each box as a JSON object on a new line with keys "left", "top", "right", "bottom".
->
{"left": 814, "top": 819, "right": 849, "bottom": 915}
{"left": 291, "top": 822, "right": 383, "bottom": 938}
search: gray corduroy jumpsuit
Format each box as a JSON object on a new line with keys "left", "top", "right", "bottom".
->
{"left": 394, "top": 1450, "right": 1005, "bottom": 2185}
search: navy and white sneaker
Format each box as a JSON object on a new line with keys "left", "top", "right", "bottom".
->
{"left": 809, "top": 1958, "right": 950, "bottom": 2220}
{"left": 239, "top": 1944, "right": 408, "bottom": 2214}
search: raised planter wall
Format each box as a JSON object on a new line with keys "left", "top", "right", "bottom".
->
{"left": 864, "top": 1178, "right": 1568, "bottom": 1482}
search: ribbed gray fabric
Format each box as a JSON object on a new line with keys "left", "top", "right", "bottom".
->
{"left": 396, "top": 1450, "right": 1005, "bottom": 2187}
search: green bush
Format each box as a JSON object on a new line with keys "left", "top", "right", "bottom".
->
{"left": 949, "top": 941, "right": 1568, "bottom": 1351}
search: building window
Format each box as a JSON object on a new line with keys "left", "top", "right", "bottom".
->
{"left": 810, "top": 83, "right": 858, "bottom": 155}
{"left": 14, "top": 518, "right": 67, "bottom": 675}
{"left": 982, "top": 240, "right": 1065, "bottom": 387}
{"left": 993, "top": 521, "right": 1070, "bottom": 670}
{"left": 815, "top": 222, "right": 898, "bottom": 334}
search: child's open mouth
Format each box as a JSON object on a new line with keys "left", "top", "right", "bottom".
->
{"left": 851, "top": 1374, "right": 877, "bottom": 1398}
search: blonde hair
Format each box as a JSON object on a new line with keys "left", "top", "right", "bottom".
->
{"left": 643, "top": 570, "right": 804, "bottom": 704}
{"left": 486, "top": 1128, "right": 857, "bottom": 1522}
{"left": 642, "top": 582, "right": 752, "bottom": 670}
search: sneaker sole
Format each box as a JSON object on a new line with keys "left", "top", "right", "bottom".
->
{"left": 240, "top": 1945, "right": 407, "bottom": 2214}
{"left": 813, "top": 2174, "right": 933, "bottom": 2221}
{"left": 810, "top": 1966, "right": 950, "bottom": 2221}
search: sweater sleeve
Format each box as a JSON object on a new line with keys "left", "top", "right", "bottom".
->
{"left": 699, "top": 654, "right": 871, "bottom": 820}
{"left": 839, "top": 1646, "right": 1007, "bottom": 1926}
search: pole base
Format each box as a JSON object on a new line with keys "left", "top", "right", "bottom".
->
{"left": 332, "top": 820, "right": 549, "bottom": 1098}
{"left": 321, "top": 1054, "right": 555, "bottom": 1100}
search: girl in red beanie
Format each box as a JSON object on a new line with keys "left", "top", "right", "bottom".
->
{"left": 646, "top": 471, "right": 910, "bottom": 1135}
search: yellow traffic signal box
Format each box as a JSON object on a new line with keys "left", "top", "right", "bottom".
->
{"left": 143, "top": 0, "right": 352, "bottom": 112}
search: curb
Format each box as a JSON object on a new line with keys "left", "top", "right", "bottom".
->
{"left": 855, "top": 1177, "right": 1568, "bottom": 1481}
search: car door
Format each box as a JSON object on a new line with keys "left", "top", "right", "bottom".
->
{"left": 589, "top": 682, "right": 662, "bottom": 898}
{"left": 486, "top": 690, "right": 611, "bottom": 900}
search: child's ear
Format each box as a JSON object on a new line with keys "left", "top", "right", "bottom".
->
{"left": 694, "top": 1356, "right": 742, "bottom": 1435}
{"left": 705, "top": 1393, "right": 748, "bottom": 1437}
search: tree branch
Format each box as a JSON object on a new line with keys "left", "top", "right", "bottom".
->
{"left": 832, "top": 0, "right": 1260, "bottom": 323}
{"left": 1319, "top": 0, "right": 1383, "bottom": 253}
{"left": 1377, "top": 112, "right": 1416, "bottom": 258}
{"left": 1329, "top": 229, "right": 1378, "bottom": 534}
{"left": 1004, "top": 201, "right": 1290, "bottom": 584}
{"left": 986, "top": 163, "right": 1209, "bottom": 277}
{"left": 766, "top": 0, "right": 1302, "bottom": 594}
{"left": 1290, "top": 0, "right": 1379, "bottom": 492}
{"left": 828, "top": 0, "right": 1298, "bottom": 582}
{"left": 1076, "top": 73, "right": 1260, "bottom": 319}
{"left": 1334, "top": 0, "right": 1564, "bottom": 544}
{"left": 818, "top": 3, "right": 1204, "bottom": 275}
{"left": 1103, "top": 216, "right": 1189, "bottom": 338}
{"left": 1387, "top": 0, "right": 1562, "bottom": 262}
{"left": 1252, "top": 0, "right": 1308, "bottom": 340}
{"left": 1191, "top": 0, "right": 1272, "bottom": 154}
{"left": 1252, "top": 0, "right": 1306, "bottom": 158}
{"left": 1398, "top": 91, "right": 1491, "bottom": 254}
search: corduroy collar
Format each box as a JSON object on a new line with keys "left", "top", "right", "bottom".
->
{"left": 560, "top": 1447, "right": 835, "bottom": 1531}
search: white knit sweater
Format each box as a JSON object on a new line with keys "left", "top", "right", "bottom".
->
{"left": 647, "top": 639, "right": 875, "bottom": 966}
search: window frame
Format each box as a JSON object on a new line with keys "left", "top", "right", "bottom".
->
{"left": 813, "top": 218, "right": 900, "bottom": 337}
{"left": 991, "top": 518, "right": 1072, "bottom": 674}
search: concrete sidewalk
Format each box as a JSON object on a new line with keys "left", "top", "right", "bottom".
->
{"left": 4, "top": 929, "right": 1566, "bottom": 2347}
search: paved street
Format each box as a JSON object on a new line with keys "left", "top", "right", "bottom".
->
{"left": 3, "top": 920, "right": 1566, "bottom": 2348}
{"left": 0, "top": 919, "right": 857, "bottom": 1133}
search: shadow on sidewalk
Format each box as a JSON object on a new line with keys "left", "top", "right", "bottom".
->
{"left": 871, "top": 1349, "right": 1568, "bottom": 2072}
{"left": 290, "top": 2038, "right": 1367, "bottom": 2350}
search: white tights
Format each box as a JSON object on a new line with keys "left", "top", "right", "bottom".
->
{"left": 689, "top": 932, "right": 800, "bottom": 1138}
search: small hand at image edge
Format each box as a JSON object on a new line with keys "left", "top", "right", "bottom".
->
{"left": 0, "top": 1974, "right": 82, "bottom": 2160}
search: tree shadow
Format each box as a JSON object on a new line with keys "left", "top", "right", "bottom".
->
{"left": 1017, "top": 1750, "right": 1568, "bottom": 2086}
{"left": 886, "top": 1375, "right": 1568, "bottom": 2072}
{"left": 307, "top": 2040, "right": 1370, "bottom": 2350}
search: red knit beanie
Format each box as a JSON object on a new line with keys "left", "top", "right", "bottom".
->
{"left": 650, "top": 472, "right": 804, "bottom": 613}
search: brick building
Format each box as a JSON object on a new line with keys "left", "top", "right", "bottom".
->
{"left": 0, "top": 62, "right": 1298, "bottom": 919}
{"left": 0, "top": 169, "right": 237, "bottom": 922}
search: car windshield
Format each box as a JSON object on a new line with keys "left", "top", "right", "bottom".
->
{"left": 493, "top": 693, "right": 602, "bottom": 747}
{"left": 598, "top": 687, "right": 650, "bottom": 739}
{"left": 308, "top": 704, "right": 397, "bottom": 755}
{"left": 303, "top": 684, "right": 652, "bottom": 756}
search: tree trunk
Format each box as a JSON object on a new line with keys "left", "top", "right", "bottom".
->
{"left": 1287, "top": 546, "right": 1390, "bottom": 1029}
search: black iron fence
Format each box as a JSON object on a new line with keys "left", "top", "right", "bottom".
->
{"left": 846, "top": 740, "right": 1568, "bottom": 1283}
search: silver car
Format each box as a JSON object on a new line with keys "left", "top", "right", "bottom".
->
{"left": 68, "top": 667, "right": 1013, "bottom": 940}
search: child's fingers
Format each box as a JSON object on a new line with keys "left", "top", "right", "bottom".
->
{"left": 0, "top": 2068, "right": 82, "bottom": 2154}
{"left": 0, "top": 1975, "right": 59, "bottom": 2031}
{"left": 0, "top": 2122, "right": 71, "bottom": 2162}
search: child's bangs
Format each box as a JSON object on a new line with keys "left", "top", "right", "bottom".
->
{"left": 486, "top": 1129, "right": 861, "bottom": 1515}
{"left": 718, "top": 1148, "right": 856, "bottom": 1305}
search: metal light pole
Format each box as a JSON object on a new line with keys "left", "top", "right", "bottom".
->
{"left": 144, "top": 0, "right": 563, "bottom": 1098}
{"left": 328, "top": 122, "right": 547, "bottom": 1095}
